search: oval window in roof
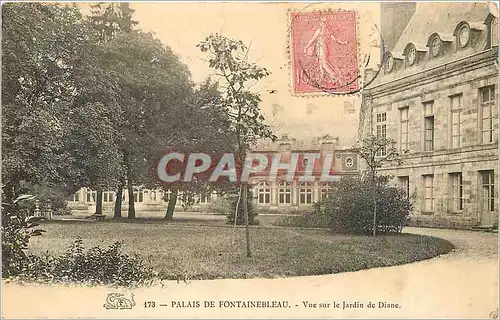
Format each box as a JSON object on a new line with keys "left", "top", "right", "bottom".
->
{"left": 431, "top": 36, "right": 442, "bottom": 57}
{"left": 458, "top": 24, "right": 471, "bottom": 48}
{"left": 407, "top": 45, "right": 417, "bottom": 66}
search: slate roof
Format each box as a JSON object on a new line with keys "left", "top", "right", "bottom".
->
{"left": 391, "top": 2, "right": 490, "bottom": 55}
{"left": 367, "top": 2, "right": 493, "bottom": 87}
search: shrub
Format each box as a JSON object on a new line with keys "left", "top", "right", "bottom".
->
{"left": 2, "top": 194, "right": 46, "bottom": 277}
{"left": 207, "top": 196, "right": 231, "bottom": 215}
{"left": 274, "top": 206, "right": 329, "bottom": 228}
{"left": 226, "top": 186, "right": 258, "bottom": 225}
{"left": 317, "top": 176, "right": 411, "bottom": 235}
{"left": 17, "top": 238, "right": 157, "bottom": 287}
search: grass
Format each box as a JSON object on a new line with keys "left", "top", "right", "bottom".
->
{"left": 28, "top": 220, "right": 455, "bottom": 280}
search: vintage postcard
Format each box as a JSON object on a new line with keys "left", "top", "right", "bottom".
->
{"left": 1, "top": 1, "right": 499, "bottom": 319}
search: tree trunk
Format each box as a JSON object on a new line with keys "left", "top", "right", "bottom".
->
{"left": 127, "top": 183, "right": 135, "bottom": 219}
{"left": 243, "top": 183, "right": 251, "bottom": 257}
{"left": 164, "top": 188, "right": 178, "bottom": 220}
{"left": 95, "top": 189, "right": 103, "bottom": 215}
{"left": 113, "top": 185, "right": 123, "bottom": 218}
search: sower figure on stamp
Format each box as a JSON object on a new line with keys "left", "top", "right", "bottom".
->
{"left": 303, "top": 16, "right": 347, "bottom": 88}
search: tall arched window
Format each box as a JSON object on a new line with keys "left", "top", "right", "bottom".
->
{"left": 278, "top": 181, "right": 292, "bottom": 204}
{"left": 299, "top": 182, "right": 313, "bottom": 204}
{"left": 320, "top": 182, "right": 335, "bottom": 200}
{"left": 257, "top": 181, "right": 271, "bottom": 204}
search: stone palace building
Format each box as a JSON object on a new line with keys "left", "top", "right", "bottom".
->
{"left": 68, "top": 135, "right": 359, "bottom": 214}
{"left": 360, "top": 2, "right": 498, "bottom": 227}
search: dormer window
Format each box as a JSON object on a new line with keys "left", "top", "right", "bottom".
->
{"left": 454, "top": 21, "right": 485, "bottom": 50}
{"left": 403, "top": 43, "right": 426, "bottom": 67}
{"left": 385, "top": 54, "right": 394, "bottom": 72}
{"left": 486, "top": 14, "right": 498, "bottom": 49}
{"left": 430, "top": 36, "right": 442, "bottom": 57}
{"left": 426, "top": 33, "right": 453, "bottom": 58}
{"left": 383, "top": 52, "right": 403, "bottom": 74}
{"left": 458, "top": 24, "right": 470, "bottom": 48}
{"left": 407, "top": 45, "right": 417, "bottom": 65}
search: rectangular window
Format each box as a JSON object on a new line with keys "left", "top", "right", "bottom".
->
{"left": 423, "top": 175, "right": 434, "bottom": 212}
{"left": 424, "top": 116, "right": 434, "bottom": 151}
{"left": 258, "top": 188, "right": 271, "bottom": 204}
{"left": 73, "top": 191, "right": 80, "bottom": 202}
{"left": 480, "top": 86, "right": 495, "bottom": 144}
{"left": 133, "top": 191, "right": 144, "bottom": 203}
{"left": 86, "top": 190, "right": 96, "bottom": 203}
{"left": 278, "top": 188, "right": 292, "bottom": 204}
{"left": 103, "top": 191, "right": 114, "bottom": 203}
{"left": 400, "top": 107, "right": 409, "bottom": 152}
{"left": 449, "top": 173, "right": 463, "bottom": 212}
{"left": 423, "top": 101, "right": 434, "bottom": 151}
{"left": 376, "top": 112, "right": 387, "bottom": 156}
{"left": 450, "top": 95, "right": 462, "bottom": 148}
{"left": 398, "top": 176, "right": 410, "bottom": 198}
{"left": 299, "top": 190, "right": 313, "bottom": 204}
{"left": 480, "top": 170, "right": 495, "bottom": 211}
{"left": 259, "top": 192, "right": 270, "bottom": 204}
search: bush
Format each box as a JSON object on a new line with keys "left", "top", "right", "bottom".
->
{"left": 226, "top": 186, "right": 258, "bottom": 225}
{"left": 17, "top": 238, "right": 157, "bottom": 287}
{"left": 2, "top": 194, "right": 46, "bottom": 277}
{"left": 274, "top": 207, "right": 329, "bottom": 228}
{"left": 317, "top": 176, "right": 411, "bottom": 235}
{"left": 207, "top": 196, "right": 231, "bottom": 215}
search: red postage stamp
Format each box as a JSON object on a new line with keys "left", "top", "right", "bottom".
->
{"left": 290, "top": 10, "right": 359, "bottom": 94}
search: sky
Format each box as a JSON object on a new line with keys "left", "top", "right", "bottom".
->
{"left": 84, "top": 2, "right": 382, "bottom": 149}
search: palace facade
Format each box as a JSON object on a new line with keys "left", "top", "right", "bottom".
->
{"left": 360, "top": 3, "right": 498, "bottom": 227}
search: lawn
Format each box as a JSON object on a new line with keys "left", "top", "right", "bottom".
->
{"left": 28, "top": 220, "right": 455, "bottom": 280}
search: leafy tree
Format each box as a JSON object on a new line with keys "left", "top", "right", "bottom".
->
{"left": 2, "top": 3, "right": 105, "bottom": 202}
{"left": 350, "top": 135, "right": 403, "bottom": 236}
{"left": 88, "top": 2, "right": 137, "bottom": 43}
{"left": 140, "top": 78, "right": 236, "bottom": 220}
{"left": 198, "top": 34, "right": 276, "bottom": 257}
{"left": 87, "top": 2, "right": 138, "bottom": 217}
{"left": 67, "top": 102, "right": 125, "bottom": 215}
{"left": 100, "top": 31, "right": 192, "bottom": 218}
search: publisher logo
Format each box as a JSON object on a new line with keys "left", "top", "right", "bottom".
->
{"left": 103, "top": 293, "right": 136, "bottom": 310}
